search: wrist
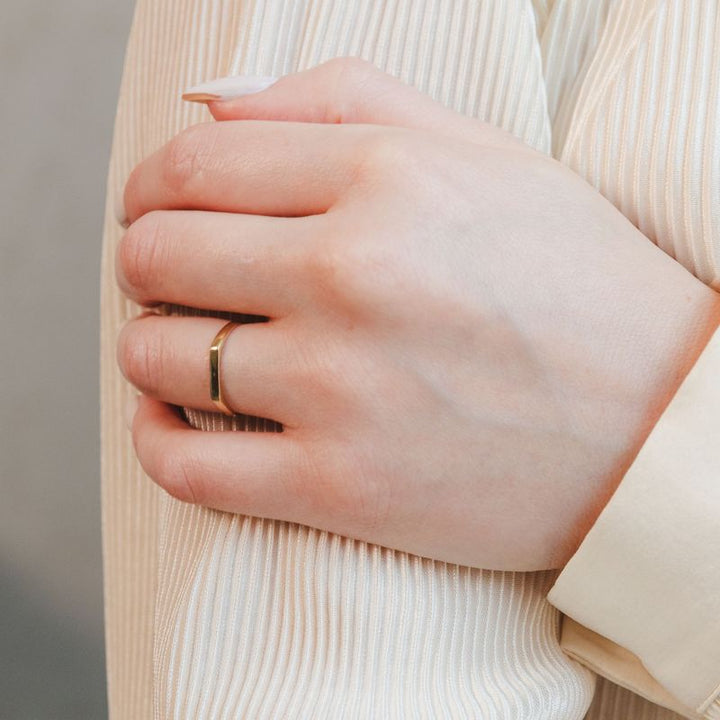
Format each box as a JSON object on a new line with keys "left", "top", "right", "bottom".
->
{"left": 559, "top": 278, "right": 720, "bottom": 568}
{"left": 636, "top": 280, "right": 720, "bottom": 439}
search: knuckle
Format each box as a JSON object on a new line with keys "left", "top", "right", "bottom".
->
{"left": 326, "top": 56, "right": 379, "bottom": 89}
{"left": 117, "top": 212, "right": 166, "bottom": 297}
{"left": 320, "top": 57, "right": 382, "bottom": 122}
{"left": 117, "top": 322, "right": 166, "bottom": 394}
{"left": 302, "top": 232, "right": 393, "bottom": 313}
{"left": 326, "top": 55, "right": 377, "bottom": 76}
{"left": 301, "top": 239, "right": 350, "bottom": 293}
{"left": 300, "top": 240, "right": 362, "bottom": 312}
{"left": 354, "top": 128, "right": 416, "bottom": 184}
{"left": 163, "top": 122, "right": 219, "bottom": 195}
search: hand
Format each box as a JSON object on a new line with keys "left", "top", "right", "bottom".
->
{"left": 116, "top": 58, "right": 720, "bottom": 570}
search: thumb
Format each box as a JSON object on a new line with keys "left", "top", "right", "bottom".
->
{"left": 182, "top": 57, "right": 517, "bottom": 147}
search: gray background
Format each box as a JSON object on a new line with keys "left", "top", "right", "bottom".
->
{"left": 1, "top": 1, "right": 135, "bottom": 717}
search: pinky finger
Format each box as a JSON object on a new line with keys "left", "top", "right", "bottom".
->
{"left": 129, "top": 395, "right": 313, "bottom": 521}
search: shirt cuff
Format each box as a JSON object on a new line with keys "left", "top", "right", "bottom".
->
{"left": 548, "top": 324, "right": 720, "bottom": 718}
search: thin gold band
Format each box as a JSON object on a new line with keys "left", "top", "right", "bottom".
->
{"left": 209, "top": 321, "right": 239, "bottom": 416}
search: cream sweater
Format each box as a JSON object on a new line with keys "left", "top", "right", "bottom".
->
{"left": 101, "top": 1, "right": 720, "bottom": 718}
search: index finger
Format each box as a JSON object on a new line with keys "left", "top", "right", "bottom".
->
{"left": 123, "top": 120, "right": 376, "bottom": 223}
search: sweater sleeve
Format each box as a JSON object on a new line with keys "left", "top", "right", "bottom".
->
{"left": 547, "top": 324, "right": 720, "bottom": 719}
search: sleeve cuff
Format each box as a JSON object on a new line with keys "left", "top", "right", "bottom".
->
{"left": 548, "top": 325, "right": 720, "bottom": 717}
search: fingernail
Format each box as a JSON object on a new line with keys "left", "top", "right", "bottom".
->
{"left": 124, "top": 393, "right": 139, "bottom": 431}
{"left": 182, "top": 75, "right": 278, "bottom": 103}
{"left": 114, "top": 187, "right": 129, "bottom": 229}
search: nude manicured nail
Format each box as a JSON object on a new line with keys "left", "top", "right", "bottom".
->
{"left": 124, "top": 394, "right": 139, "bottom": 431}
{"left": 182, "top": 75, "right": 278, "bottom": 103}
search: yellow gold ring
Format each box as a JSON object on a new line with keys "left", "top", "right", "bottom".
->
{"left": 209, "top": 321, "right": 239, "bottom": 416}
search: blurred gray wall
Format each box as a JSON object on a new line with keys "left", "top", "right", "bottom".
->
{"left": 0, "top": 1, "right": 135, "bottom": 717}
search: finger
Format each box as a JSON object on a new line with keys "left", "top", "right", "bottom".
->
{"left": 129, "top": 395, "right": 314, "bottom": 519}
{"left": 194, "top": 57, "right": 519, "bottom": 148}
{"left": 123, "top": 119, "right": 374, "bottom": 223}
{"left": 117, "top": 314, "right": 301, "bottom": 424}
{"left": 115, "top": 209, "right": 321, "bottom": 316}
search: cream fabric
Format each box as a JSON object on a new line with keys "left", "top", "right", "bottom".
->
{"left": 549, "top": 326, "right": 720, "bottom": 719}
{"left": 100, "top": 1, "right": 719, "bottom": 718}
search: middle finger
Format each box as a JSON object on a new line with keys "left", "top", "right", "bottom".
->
{"left": 115, "top": 209, "right": 321, "bottom": 316}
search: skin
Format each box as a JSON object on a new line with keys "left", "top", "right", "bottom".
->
{"left": 116, "top": 58, "right": 720, "bottom": 571}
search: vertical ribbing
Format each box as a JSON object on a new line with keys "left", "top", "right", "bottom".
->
{"left": 558, "top": 0, "right": 720, "bottom": 291}
{"left": 164, "top": 518, "right": 593, "bottom": 718}
{"left": 540, "top": 0, "right": 613, "bottom": 156}
{"left": 101, "top": 1, "right": 720, "bottom": 718}
{"left": 584, "top": 677, "right": 687, "bottom": 720}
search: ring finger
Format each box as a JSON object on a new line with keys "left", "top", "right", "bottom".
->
{"left": 117, "top": 313, "right": 301, "bottom": 425}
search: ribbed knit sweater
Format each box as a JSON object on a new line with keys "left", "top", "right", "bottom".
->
{"left": 101, "top": 1, "right": 719, "bottom": 718}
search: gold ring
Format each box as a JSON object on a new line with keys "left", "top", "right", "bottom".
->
{"left": 209, "top": 321, "right": 239, "bottom": 416}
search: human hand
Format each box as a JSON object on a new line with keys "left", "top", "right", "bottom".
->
{"left": 116, "top": 59, "right": 720, "bottom": 570}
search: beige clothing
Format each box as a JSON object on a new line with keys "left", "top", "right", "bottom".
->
{"left": 101, "top": 0, "right": 720, "bottom": 717}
